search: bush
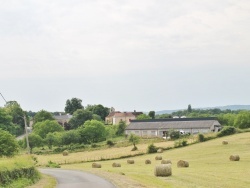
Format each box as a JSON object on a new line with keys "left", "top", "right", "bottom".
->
{"left": 198, "top": 134, "right": 205, "bottom": 142}
{"left": 169, "top": 129, "right": 180, "bottom": 140}
{"left": 46, "top": 161, "right": 60, "bottom": 168}
{"left": 147, "top": 143, "right": 157, "bottom": 153}
{"left": 217, "top": 126, "right": 236, "bottom": 137}
{"left": 106, "top": 140, "right": 115, "bottom": 147}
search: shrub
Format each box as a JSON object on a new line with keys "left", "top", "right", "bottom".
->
{"left": 147, "top": 144, "right": 157, "bottom": 153}
{"left": 217, "top": 126, "right": 236, "bottom": 137}
{"left": 46, "top": 161, "right": 60, "bottom": 168}
{"left": 154, "top": 164, "right": 172, "bottom": 177}
{"left": 106, "top": 140, "right": 115, "bottom": 146}
{"left": 198, "top": 134, "right": 205, "bottom": 142}
{"left": 169, "top": 129, "right": 180, "bottom": 140}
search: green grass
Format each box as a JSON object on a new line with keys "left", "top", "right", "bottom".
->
{"left": 57, "top": 132, "right": 250, "bottom": 188}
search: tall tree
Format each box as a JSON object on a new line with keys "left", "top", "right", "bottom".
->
{"left": 187, "top": 104, "right": 192, "bottom": 113}
{"left": 33, "top": 120, "right": 64, "bottom": 138}
{"left": 148, "top": 111, "right": 155, "bottom": 119}
{"left": 85, "top": 104, "right": 109, "bottom": 121}
{"left": 64, "top": 98, "right": 84, "bottom": 115}
{"left": 68, "top": 109, "right": 93, "bottom": 129}
{"left": 116, "top": 120, "right": 126, "bottom": 136}
{"left": 234, "top": 111, "right": 250, "bottom": 129}
{"left": 33, "top": 110, "right": 54, "bottom": 124}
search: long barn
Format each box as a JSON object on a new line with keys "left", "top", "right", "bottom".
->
{"left": 125, "top": 117, "right": 222, "bottom": 138}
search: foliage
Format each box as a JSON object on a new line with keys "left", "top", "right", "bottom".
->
{"left": 147, "top": 143, "right": 158, "bottom": 153}
{"left": 174, "top": 139, "right": 188, "bottom": 148}
{"left": 92, "top": 114, "right": 102, "bottom": 121}
{"left": 116, "top": 120, "right": 126, "bottom": 136}
{"left": 61, "top": 130, "right": 81, "bottom": 145}
{"left": 198, "top": 133, "right": 205, "bottom": 142}
{"left": 148, "top": 111, "right": 155, "bottom": 119}
{"left": 217, "top": 113, "right": 237, "bottom": 126}
{"left": 69, "top": 109, "right": 93, "bottom": 129}
{"left": 107, "top": 140, "right": 115, "bottom": 146}
{"left": 136, "top": 114, "right": 151, "bottom": 120}
{"left": 78, "top": 120, "right": 107, "bottom": 143}
{"left": 105, "top": 125, "right": 117, "bottom": 139}
{"left": 87, "top": 104, "right": 109, "bottom": 121}
{"left": 188, "top": 104, "right": 192, "bottom": 113}
{"left": 0, "top": 156, "right": 40, "bottom": 186}
{"left": 27, "top": 133, "right": 44, "bottom": 153}
{"left": 0, "top": 129, "right": 19, "bottom": 157}
{"left": 46, "top": 160, "right": 61, "bottom": 168}
{"left": 128, "top": 133, "right": 140, "bottom": 150}
{"left": 0, "top": 108, "right": 21, "bottom": 135}
{"left": 4, "top": 101, "right": 27, "bottom": 133}
{"left": 33, "top": 110, "right": 54, "bottom": 124}
{"left": 45, "top": 132, "right": 59, "bottom": 149}
{"left": 33, "top": 120, "right": 64, "bottom": 138}
{"left": 234, "top": 111, "right": 250, "bottom": 129}
{"left": 64, "top": 98, "right": 84, "bottom": 115}
{"left": 169, "top": 129, "right": 180, "bottom": 140}
{"left": 217, "top": 126, "right": 236, "bottom": 137}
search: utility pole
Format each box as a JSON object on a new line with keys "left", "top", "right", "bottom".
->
{"left": 24, "top": 115, "right": 30, "bottom": 154}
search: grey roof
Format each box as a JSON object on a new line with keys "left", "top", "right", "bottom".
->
{"left": 126, "top": 118, "right": 221, "bottom": 130}
{"left": 53, "top": 114, "right": 72, "bottom": 121}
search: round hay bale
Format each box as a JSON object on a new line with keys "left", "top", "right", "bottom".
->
{"left": 155, "top": 156, "right": 162, "bottom": 160}
{"left": 62, "top": 150, "right": 69, "bottom": 156}
{"left": 161, "top": 159, "right": 172, "bottom": 164}
{"left": 112, "top": 162, "right": 121, "bottom": 167}
{"left": 177, "top": 160, "right": 189, "bottom": 168}
{"left": 127, "top": 159, "right": 135, "bottom": 164}
{"left": 229, "top": 155, "right": 240, "bottom": 161}
{"left": 222, "top": 141, "right": 228, "bottom": 145}
{"left": 145, "top": 159, "right": 151, "bottom": 164}
{"left": 154, "top": 164, "right": 172, "bottom": 177}
{"left": 157, "top": 148, "right": 163, "bottom": 153}
{"left": 92, "top": 162, "right": 102, "bottom": 168}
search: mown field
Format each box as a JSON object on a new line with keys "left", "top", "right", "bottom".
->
{"left": 37, "top": 132, "right": 250, "bottom": 188}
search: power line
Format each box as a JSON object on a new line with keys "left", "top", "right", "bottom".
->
{"left": 0, "top": 92, "right": 7, "bottom": 103}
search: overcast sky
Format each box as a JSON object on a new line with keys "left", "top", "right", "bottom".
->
{"left": 1, "top": 0, "right": 250, "bottom": 112}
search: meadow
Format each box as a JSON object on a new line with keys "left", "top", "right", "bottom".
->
{"left": 38, "top": 132, "right": 250, "bottom": 188}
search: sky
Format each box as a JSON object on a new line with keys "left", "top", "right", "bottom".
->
{"left": 1, "top": 0, "right": 250, "bottom": 112}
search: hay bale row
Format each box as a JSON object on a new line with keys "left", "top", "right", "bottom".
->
{"left": 154, "top": 164, "right": 172, "bottom": 177}
{"left": 127, "top": 159, "right": 135, "bottom": 164}
{"left": 230, "top": 155, "right": 240, "bottom": 161}
{"left": 177, "top": 160, "right": 189, "bottom": 168}
{"left": 92, "top": 163, "right": 101, "bottom": 168}
{"left": 161, "top": 159, "right": 172, "bottom": 164}
{"left": 222, "top": 141, "right": 228, "bottom": 145}
{"left": 145, "top": 159, "right": 151, "bottom": 164}
{"left": 112, "top": 162, "right": 121, "bottom": 167}
{"left": 155, "top": 156, "right": 162, "bottom": 160}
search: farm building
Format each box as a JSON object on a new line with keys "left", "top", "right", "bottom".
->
{"left": 125, "top": 117, "right": 222, "bottom": 137}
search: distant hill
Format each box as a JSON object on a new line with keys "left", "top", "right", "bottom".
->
{"left": 156, "top": 105, "right": 250, "bottom": 115}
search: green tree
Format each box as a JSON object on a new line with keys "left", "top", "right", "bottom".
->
{"left": 105, "top": 125, "right": 117, "bottom": 139}
{"left": 33, "top": 110, "right": 54, "bottom": 124}
{"left": 0, "top": 108, "right": 21, "bottom": 135}
{"left": 27, "top": 133, "right": 43, "bottom": 153}
{"left": 116, "top": 120, "right": 126, "bottom": 136}
{"left": 64, "top": 98, "right": 84, "bottom": 115}
{"left": 188, "top": 104, "right": 192, "bottom": 113}
{"left": 136, "top": 114, "right": 151, "bottom": 120}
{"left": 234, "top": 111, "right": 250, "bottom": 129}
{"left": 148, "top": 111, "right": 155, "bottom": 119}
{"left": 85, "top": 104, "right": 109, "bottom": 121}
{"left": 69, "top": 109, "right": 93, "bottom": 129}
{"left": 45, "top": 132, "right": 59, "bottom": 149}
{"left": 61, "top": 130, "right": 81, "bottom": 145}
{"left": 4, "top": 101, "right": 27, "bottom": 133}
{"left": 0, "top": 129, "right": 19, "bottom": 157}
{"left": 78, "top": 120, "right": 107, "bottom": 143}
{"left": 33, "top": 120, "right": 64, "bottom": 138}
{"left": 128, "top": 133, "right": 140, "bottom": 151}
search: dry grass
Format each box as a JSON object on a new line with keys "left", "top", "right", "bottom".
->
{"left": 35, "top": 141, "right": 175, "bottom": 166}
{"left": 55, "top": 132, "right": 250, "bottom": 188}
